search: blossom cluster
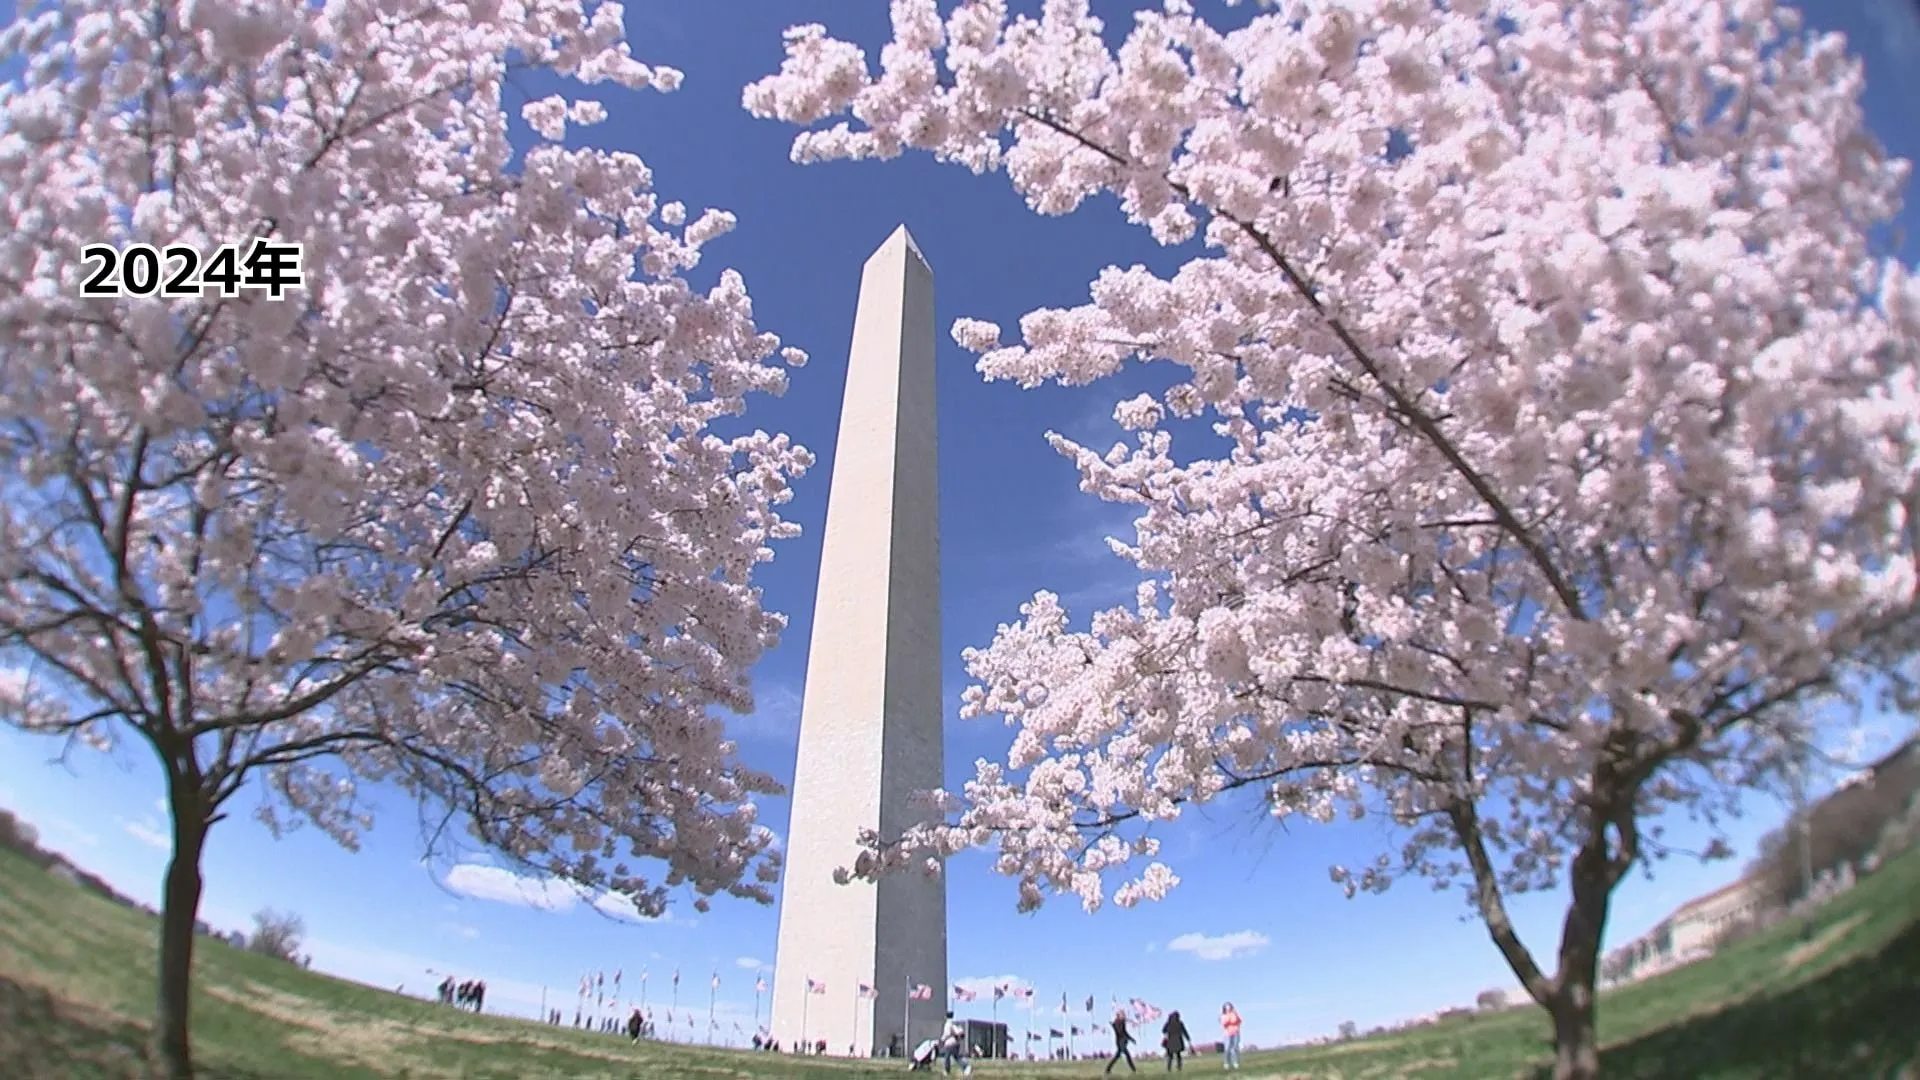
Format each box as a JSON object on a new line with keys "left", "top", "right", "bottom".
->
{"left": 0, "top": 0, "right": 810, "bottom": 910}
{"left": 749, "top": 0, "right": 1919, "bottom": 914}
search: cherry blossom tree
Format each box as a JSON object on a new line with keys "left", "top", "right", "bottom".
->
{"left": 0, "top": 1, "right": 809, "bottom": 1075}
{"left": 746, "top": 1, "right": 1919, "bottom": 1076}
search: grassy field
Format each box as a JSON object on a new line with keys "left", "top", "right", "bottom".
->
{"left": 1, "top": 844, "right": 1915, "bottom": 1079}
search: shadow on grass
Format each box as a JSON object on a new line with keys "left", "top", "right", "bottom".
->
{"left": 1528, "top": 922, "right": 1920, "bottom": 1080}
{"left": 0, "top": 975, "right": 274, "bottom": 1080}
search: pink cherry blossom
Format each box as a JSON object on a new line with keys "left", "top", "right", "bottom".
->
{"left": 0, "top": 1, "right": 808, "bottom": 1075}
{"left": 748, "top": 2, "right": 1918, "bottom": 1076}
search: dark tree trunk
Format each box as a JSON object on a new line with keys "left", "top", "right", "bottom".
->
{"left": 1547, "top": 846, "right": 1615, "bottom": 1080}
{"left": 152, "top": 799, "right": 209, "bottom": 1080}
{"left": 1548, "top": 988, "right": 1600, "bottom": 1080}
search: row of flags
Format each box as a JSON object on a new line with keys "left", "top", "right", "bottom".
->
{"left": 576, "top": 968, "right": 740, "bottom": 994}
{"left": 801, "top": 979, "right": 931, "bottom": 998}
{"left": 568, "top": 969, "right": 1164, "bottom": 1032}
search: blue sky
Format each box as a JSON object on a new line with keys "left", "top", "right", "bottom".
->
{"left": 4, "top": 0, "right": 1919, "bottom": 1053}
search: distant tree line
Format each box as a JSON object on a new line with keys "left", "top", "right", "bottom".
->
{"left": 0, "top": 806, "right": 308, "bottom": 964}
{"left": 0, "top": 806, "right": 142, "bottom": 911}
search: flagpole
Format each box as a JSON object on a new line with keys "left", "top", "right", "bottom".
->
{"left": 850, "top": 989, "right": 858, "bottom": 1056}
{"left": 902, "top": 977, "right": 911, "bottom": 1059}
{"left": 802, "top": 982, "right": 811, "bottom": 1050}
{"left": 708, "top": 973, "right": 717, "bottom": 1046}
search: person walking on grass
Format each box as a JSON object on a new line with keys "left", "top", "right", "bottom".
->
{"left": 1106, "top": 1010, "right": 1138, "bottom": 1074}
{"left": 1161, "top": 1010, "right": 1191, "bottom": 1072}
{"left": 940, "top": 1011, "right": 972, "bottom": 1076}
{"left": 1219, "top": 1003, "right": 1242, "bottom": 1070}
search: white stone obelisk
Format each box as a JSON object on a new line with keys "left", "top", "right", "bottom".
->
{"left": 769, "top": 225, "right": 945, "bottom": 1058}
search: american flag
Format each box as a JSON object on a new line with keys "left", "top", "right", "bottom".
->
{"left": 673, "top": 969, "right": 681, "bottom": 987}
{"left": 909, "top": 984, "right": 933, "bottom": 1001}
{"left": 1071, "top": 1025, "right": 1083, "bottom": 1036}
{"left": 1059, "top": 991, "right": 1069, "bottom": 1013}
{"left": 711, "top": 973, "right": 720, "bottom": 990}
{"left": 755, "top": 977, "right": 767, "bottom": 993}
{"left": 858, "top": 983, "right": 878, "bottom": 1000}
{"left": 993, "top": 985, "right": 1007, "bottom": 1001}
{"left": 1086, "top": 994, "right": 1095, "bottom": 1012}
{"left": 806, "top": 978, "right": 827, "bottom": 995}
{"left": 953, "top": 984, "right": 977, "bottom": 1002}
{"left": 1016, "top": 987, "right": 1035, "bottom": 1002}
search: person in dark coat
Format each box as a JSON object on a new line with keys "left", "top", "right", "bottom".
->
{"left": 1161, "top": 1011, "right": 1191, "bottom": 1071}
{"left": 1106, "top": 1011, "right": 1138, "bottom": 1074}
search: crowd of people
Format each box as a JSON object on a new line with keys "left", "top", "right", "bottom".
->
{"left": 434, "top": 977, "right": 486, "bottom": 1013}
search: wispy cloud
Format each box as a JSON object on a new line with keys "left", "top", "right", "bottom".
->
{"left": 1866, "top": 0, "right": 1920, "bottom": 61}
{"left": 120, "top": 816, "right": 170, "bottom": 851}
{"left": 721, "top": 680, "right": 804, "bottom": 745}
{"left": 954, "top": 973, "right": 1033, "bottom": 1002}
{"left": 43, "top": 818, "right": 100, "bottom": 849}
{"left": 442, "top": 862, "right": 677, "bottom": 925}
{"left": 1165, "top": 929, "right": 1270, "bottom": 962}
{"left": 439, "top": 921, "right": 480, "bottom": 940}
{"left": 444, "top": 863, "right": 579, "bottom": 911}
{"left": 736, "top": 956, "right": 767, "bottom": 971}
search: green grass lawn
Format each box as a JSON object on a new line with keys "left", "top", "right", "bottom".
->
{"left": 2, "top": 844, "right": 1916, "bottom": 1079}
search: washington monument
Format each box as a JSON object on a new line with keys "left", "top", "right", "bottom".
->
{"left": 768, "top": 225, "right": 946, "bottom": 1056}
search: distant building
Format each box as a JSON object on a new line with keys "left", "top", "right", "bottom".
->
{"left": 963, "top": 1018, "right": 1007, "bottom": 1059}
{"left": 1604, "top": 870, "right": 1768, "bottom": 985}
{"left": 1602, "top": 739, "right": 1920, "bottom": 986}
{"left": 1665, "top": 876, "right": 1768, "bottom": 956}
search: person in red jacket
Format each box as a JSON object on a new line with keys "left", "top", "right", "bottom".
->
{"left": 1219, "top": 1002, "right": 1243, "bottom": 1070}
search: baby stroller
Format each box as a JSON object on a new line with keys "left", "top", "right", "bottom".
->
{"left": 909, "top": 1038, "right": 939, "bottom": 1071}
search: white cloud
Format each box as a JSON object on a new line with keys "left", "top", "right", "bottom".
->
{"left": 442, "top": 862, "right": 680, "bottom": 926}
{"left": 736, "top": 956, "right": 767, "bottom": 971}
{"left": 954, "top": 974, "right": 1034, "bottom": 1005}
{"left": 1166, "top": 930, "right": 1271, "bottom": 962}
{"left": 121, "top": 817, "right": 170, "bottom": 851}
{"left": 444, "top": 863, "right": 580, "bottom": 911}
{"left": 591, "top": 890, "right": 672, "bottom": 924}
